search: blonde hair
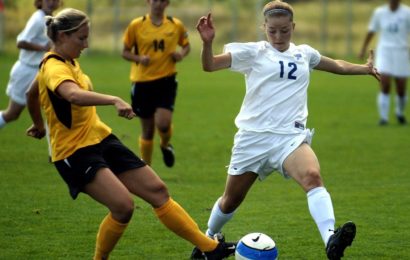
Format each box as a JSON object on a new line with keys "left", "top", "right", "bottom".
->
{"left": 45, "top": 8, "right": 89, "bottom": 42}
{"left": 262, "top": 0, "right": 294, "bottom": 21}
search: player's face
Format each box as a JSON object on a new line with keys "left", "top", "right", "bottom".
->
{"left": 42, "top": 0, "right": 60, "bottom": 15}
{"left": 148, "top": 0, "right": 169, "bottom": 15}
{"left": 264, "top": 15, "right": 294, "bottom": 52}
{"left": 60, "top": 24, "right": 89, "bottom": 59}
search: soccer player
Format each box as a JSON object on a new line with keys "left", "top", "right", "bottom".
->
{"left": 359, "top": 0, "right": 410, "bottom": 125}
{"left": 0, "top": 0, "right": 59, "bottom": 129}
{"left": 122, "top": 0, "right": 190, "bottom": 167}
{"left": 25, "top": 8, "right": 235, "bottom": 260}
{"left": 195, "top": 1, "right": 380, "bottom": 259}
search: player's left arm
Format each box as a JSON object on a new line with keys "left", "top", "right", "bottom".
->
{"left": 172, "top": 43, "right": 190, "bottom": 62}
{"left": 315, "top": 50, "right": 380, "bottom": 81}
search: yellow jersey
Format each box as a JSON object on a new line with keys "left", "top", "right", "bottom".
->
{"left": 123, "top": 14, "right": 189, "bottom": 82}
{"left": 37, "top": 53, "right": 111, "bottom": 162}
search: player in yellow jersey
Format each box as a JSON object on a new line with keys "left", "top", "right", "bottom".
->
{"left": 25, "top": 8, "right": 235, "bottom": 260}
{"left": 122, "top": 0, "right": 190, "bottom": 167}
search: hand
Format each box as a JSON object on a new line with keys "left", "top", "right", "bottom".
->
{"left": 196, "top": 13, "right": 215, "bottom": 43}
{"left": 366, "top": 50, "right": 380, "bottom": 81}
{"left": 171, "top": 52, "right": 183, "bottom": 62}
{"left": 138, "top": 55, "right": 150, "bottom": 66}
{"left": 26, "top": 124, "right": 46, "bottom": 139}
{"left": 114, "top": 98, "right": 136, "bottom": 120}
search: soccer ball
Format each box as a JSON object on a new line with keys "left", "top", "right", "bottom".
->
{"left": 235, "top": 232, "right": 278, "bottom": 260}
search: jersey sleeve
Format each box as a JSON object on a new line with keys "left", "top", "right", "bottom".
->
{"left": 43, "top": 60, "right": 76, "bottom": 93}
{"left": 123, "top": 19, "right": 139, "bottom": 49}
{"left": 224, "top": 42, "right": 259, "bottom": 74}
{"left": 368, "top": 8, "right": 381, "bottom": 32}
{"left": 17, "top": 11, "right": 44, "bottom": 43}
{"left": 300, "top": 44, "right": 321, "bottom": 69}
{"left": 175, "top": 19, "right": 189, "bottom": 47}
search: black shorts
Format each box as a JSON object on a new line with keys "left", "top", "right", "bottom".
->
{"left": 54, "top": 134, "right": 146, "bottom": 199}
{"left": 131, "top": 74, "right": 178, "bottom": 118}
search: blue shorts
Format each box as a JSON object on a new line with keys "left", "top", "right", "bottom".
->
{"left": 54, "top": 134, "right": 145, "bottom": 199}
{"left": 131, "top": 74, "right": 178, "bottom": 118}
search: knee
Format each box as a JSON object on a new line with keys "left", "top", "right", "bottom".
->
{"left": 301, "top": 168, "right": 323, "bottom": 191}
{"left": 219, "top": 195, "right": 242, "bottom": 214}
{"left": 112, "top": 198, "right": 135, "bottom": 223}
{"left": 157, "top": 124, "right": 170, "bottom": 134}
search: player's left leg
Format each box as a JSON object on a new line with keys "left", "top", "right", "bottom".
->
{"left": 119, "top": 166, "right": 221, "bottom": 253}
{"left": 0, "top": 100, "right": 25, "bottom": 128}
{"left": 156, "top": 108, "right": 175, "bottom": 167}
{"left": 394, "top": 77, "right": 407, "bottom": 124}
{"left": 139, "top": 117, "right": 155, "bottom": 165}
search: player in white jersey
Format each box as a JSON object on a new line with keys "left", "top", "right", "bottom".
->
{"left": 359, "top": 0, "right": 410, "bottom": 125}
{"left": 0, "top": 0, "right": 60, "bottom": 129}
{"left": 192, "top": 1, "right": 380, "bottom": 260}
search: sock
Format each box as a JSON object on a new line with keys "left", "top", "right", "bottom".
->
{"left": 307, "top": 187, "right": 335, "bottom": 246}
{"left": 139, "top": 136, "right": 153, "bottom": 165}
{"left": 206, "top": 197, "right": 235, "bottom": 237}
{"left": 94, "top": 213, "right": 128, "bottom": 260}
{"left": 158, "top": 125, "right": 173, "bottom": 147}
{"left": 395, "top": 95, "right": 407, "bottom": 116}
{"left": 154, "top": 198, "right": 218, "bottom": 252}
{"left": 377, "top": 92, "right": 390, "bottom": 121}
{"left": 0, "top": 112, "right": 6, "bottom": 128}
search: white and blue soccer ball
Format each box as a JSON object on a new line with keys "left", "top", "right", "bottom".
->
{"left": 235, "top": 232, "right": 278, "bottom": 260}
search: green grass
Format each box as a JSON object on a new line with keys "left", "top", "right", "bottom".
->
{"left": 0, "top": 52, "right": 409, "bottom": 259}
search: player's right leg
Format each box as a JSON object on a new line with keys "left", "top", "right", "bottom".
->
{"left": 0, "top": 100, "right": 25, "bottom": 128}
{"left": 377, "top": 75, "right": 391, "bottom": 125}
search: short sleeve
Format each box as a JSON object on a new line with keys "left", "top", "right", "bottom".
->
{"left": 223, "top": 42, "right": 259, "bottom": 74}
{"left": 43, "top": 60, "right": 75, "bottom": 93}
{"left": 17, "top": 11, "right": 45, "bottom": 43}
{"left": 123, "top": 19, "right": 138, "bottom": 49}
{"left": 368, "top": 8, "right": 380, "bottom": 32}
{"left": 176, "top": 19, "right": 189, "bottom": 47}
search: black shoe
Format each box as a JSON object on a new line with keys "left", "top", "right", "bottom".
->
{"left": 326, "top": 221, "right": 356, "bottom": 260}
{"left": 203, "top": 241, "right": 236, "bottom": 260}
{"left": 379, "top": 119, "right": 388, "bottom": 126}
{"left": 160, "top": 144, "right": 175, "bottom": 167}
{"left": 191, "top": 233, "right": 235, "bottom": 260}
{"left": 397, "top": 115, "right": 407, "bottom": 125}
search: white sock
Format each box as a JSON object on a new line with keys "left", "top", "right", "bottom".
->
{"left": 206, "top": 197, "right": 235, "bottom": 237}
{"left": 307, "top": 187, "right": 335, "bottom": 245}
{"left": 0, "top": 112, "right": 6, "bottom": 128}
{"left": 395, "top": 95, "right": 407, "bottom": 116}
{"left": 377, "top": 92, "right": 390, "bottom": 121}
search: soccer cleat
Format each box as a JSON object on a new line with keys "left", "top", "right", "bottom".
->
{"left": 326, "top": 221, "right": 356, "bottom": 260}
{"left": 397, "top": 115, "right": 407, "bottom": 125}
{"left": 203, "top": 241, "right": 237, "bottom": 260}
{"left": 379, "top": 119, "right": 388, "bottom": 126}
{"left": 191, "top": 233, "right": 236, "bottom": 260}
{"left": 160, "top": 144, "right": 175, "bottom": 167}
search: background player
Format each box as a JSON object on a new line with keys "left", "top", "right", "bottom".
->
{"left": 359, "top": 0, "right": 410, "bottom": 125}
{"left": 195, "top": 1, "right": 379, "bottom": 259}
{"left": 122, "top": 0, "right": 190, "bottom": 167}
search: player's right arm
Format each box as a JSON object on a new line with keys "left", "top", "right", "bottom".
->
{"left": 26, "top": 78, "right": 46, "bottom": 139}
{"left": 197, "top": 13, "right": 231, "bottom": 72}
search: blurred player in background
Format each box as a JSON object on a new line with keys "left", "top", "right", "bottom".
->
{"left": 25, "top": 8, "right": 235, "bottom": 260}
{"left": 0, "top": 0, "right": 59, "bottom": 129}
{"left": 122, "top": 0, "right": 190, "bottom": 167}
{"left": 195, "top": 0, "right": 380, "bottom": 259}
{"left": 359, "top": 0, "right": 410, "bottom": 125}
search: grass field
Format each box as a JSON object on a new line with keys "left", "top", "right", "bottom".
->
{"left": 0, "top": 51, "right": 409, "bottom": 259}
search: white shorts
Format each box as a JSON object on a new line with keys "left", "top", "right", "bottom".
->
{"left": 376, "top": 46, "right": 410, "bottom": 77}
{"left": 227, "top": 128, "right": 314, "bottom": 180}
{"left": 6, "top": 60, "right": 39, "bottom": 105}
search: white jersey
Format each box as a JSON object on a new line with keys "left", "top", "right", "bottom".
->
{"left": 17, "top": 9, "right": 48, "bottom": 67}
{"left": 224, "top": 41, "right": 321, "bottom": 134}
{"left": 368, "top": 4, "right": 410, "bottom": 49}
